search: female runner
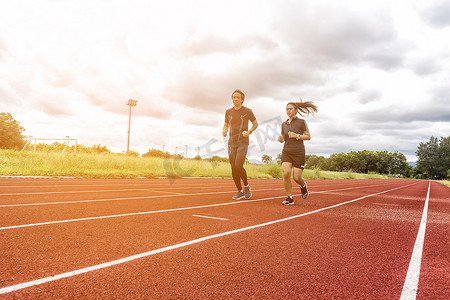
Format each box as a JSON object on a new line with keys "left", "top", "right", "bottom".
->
{"left": 278, "top": 100, "right": 317, "bottom": 205}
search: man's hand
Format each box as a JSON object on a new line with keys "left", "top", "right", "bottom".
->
{"left": 222, "top": 123, "right": 229, "bottom": 137}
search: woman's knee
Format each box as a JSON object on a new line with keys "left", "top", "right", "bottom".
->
{"left": 293, "top": 174, "right": 304, "bottom": 184}
{"left": 292, "top": 169, "right": 304, "bottom": 183}
{"left": 283, "top": 170, "right": 291, "bottom": 181}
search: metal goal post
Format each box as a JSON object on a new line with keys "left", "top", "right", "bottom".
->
{"left": 21, "top": 136, "right": 78, "bottom": 155}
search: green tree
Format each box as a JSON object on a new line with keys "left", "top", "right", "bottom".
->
{"left": 346, "top": 150, "right": 378, "bottom": 173}
{"left": 276, "top": 153, "right": 282, "bottom": 165}
{"left": 0, "top": 112, "right": 25, "bottom": 149}
{"left": 437, "top": 136, "right": 450, "bottom": 179}
{"left": 205, "top": 155, "right": 228, "bottom": 163}
{"left": 391, "top": 152, "right": 409, "bottom": 176}
{"left": 375, "top": 151, "right": 394, "bottom": 174}
{"left": 416, "top": 136, "right": 450, "bottom": 179}
{"left": 306, "top": 154, "right": 327, "bottom": 170}
{"left": 89, "top": 144, "right": 111, "bottom": 154}
{"left": 143, "top": 148, "right": 171, "bottom": 158}
{"left": 416, "top": 136, "right": 441, "bottom": 179}
{"left": 261, "top": 154, "right": 272, "bottom": 164}
{"left": 329, "top": 152, "right": 349, "bottom": 172}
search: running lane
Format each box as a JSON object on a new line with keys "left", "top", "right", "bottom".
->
{"left": 0, "top": 178, "right": 446, "bottom": 298}
{"left": 414, "top": 182, "right": 450, "bottom": 299}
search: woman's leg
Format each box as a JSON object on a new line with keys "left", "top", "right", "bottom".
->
{"left": 292, "top": 167, "right": 305, "bottom": 187}
{"left": 293, "top": 167, "right": 308, "bottom": 198}
{"left": 282, "top": 162, "right": 293, "bottom": 196}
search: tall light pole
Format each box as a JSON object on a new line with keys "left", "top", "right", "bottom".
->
{"left": 126, "top": 99, "right": 138, "bottom": 155}
{"left": 185, "top": 145, "right": 188, "bottom": 158}
{"left": 162, "top": 145, "right": 165, "bottom": 153}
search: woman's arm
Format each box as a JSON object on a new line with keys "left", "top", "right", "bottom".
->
{"left": 298, "top": 130, "right": 311, "bottom": 140}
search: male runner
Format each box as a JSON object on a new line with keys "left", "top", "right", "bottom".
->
{"left": 223, "top": 89, "right": 258, "bottom": 199}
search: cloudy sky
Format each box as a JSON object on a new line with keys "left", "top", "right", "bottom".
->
{"left": 1, "top": 0, "right": 449, "bottom": 162}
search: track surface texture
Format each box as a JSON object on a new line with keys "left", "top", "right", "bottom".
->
{"left": 0, "top": 178, "right": 448, "bottom": 299}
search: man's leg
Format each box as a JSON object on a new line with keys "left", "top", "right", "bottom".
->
{"left": 228, "top": 145, "right": 242, "bottom": 191}
{"left": 234, "top": 144, "right": 249, "bottom": 186}
{"left": 234, "top": 144, "right": 253, "bottom": 198}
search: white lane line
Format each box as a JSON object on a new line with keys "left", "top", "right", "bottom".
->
{"left": 0, "top": 183, "right": 283, "bottom": 195}
{"left": 0, "top": 183, "right": 410, "bottom": 230}
{"left": 0, "top": 182, "right": 415, "bottom": 295}
{"left": 0, "top": 195, "right": 283, "bottom": 230}
{"left": 0, "top": 183, "right": 395, "bottom": 208}
{"left": 0, "top": 189, "right": 153, "bottom": 196}
{"left": 0, "top": 179, "right": 369, "bottom": 190}
{"left": 400, "top": 182, "right": 431, "bottom": 300}
{"left": 192, "top": 215, "right": 229, "bottom": 221}
{"left": 0, "top": 188, "right": 279, "bottom": 208}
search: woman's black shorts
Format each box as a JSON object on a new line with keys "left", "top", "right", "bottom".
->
{"left": 281, "top": 148, "right": 306, "bottom": 169}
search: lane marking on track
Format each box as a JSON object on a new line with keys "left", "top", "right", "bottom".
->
{"left": 0, "top": 186, "right": 285, "bottom": 206}
{"left": 0, "top": 189, "right": 155, "bottom": 196}
{"left": 142, "top": 190, "right": 186, "bottom": 195}
{"left": 0, "top": 183, "right": 410, "bottom": 230}
{"left": 0, "top": 182, "right": 416, "bottom": 295}
{"left": 0, "top": 180, "right": 396, "bottom": 196}
{"left": 0, "top": 180, "right": 367, "bottom": 190}
{"left": 192, "top": 215, "right": 229, "bottom": 221}
{"left": 400, "top": 182, "right": 431, "bottom": 300}
{"left": 0, "top": 188, "right": 280, "bottom": 207}
{"left": 0, "top": 183, "right": 284, "bottom": 195}
{"left": 0, "top": 183, "right": 395, "bottom": 208}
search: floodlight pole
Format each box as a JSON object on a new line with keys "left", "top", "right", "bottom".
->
{"left": 126, "top": 99, "right": 138, "bottom": 155}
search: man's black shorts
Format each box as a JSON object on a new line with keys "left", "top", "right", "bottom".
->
{"left": 281, "top": 148, "right": 305, "bottom": 169}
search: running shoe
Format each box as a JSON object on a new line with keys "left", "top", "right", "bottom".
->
{"left": 233, "top": 191, "right": 245, "bottom": 200}
{"left": 244, "top": 185, "right": 252, "bottom": 199}
{"left": 282, "top": 196, "right": 294, "bottom": 205}
{"left": 300, "top": 182, "right": 309, "bottom": 199}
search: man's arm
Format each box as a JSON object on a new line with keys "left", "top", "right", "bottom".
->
{"left": 242, "top": 120, "right": 258, "bottom": 137}
{"left": 222, "top": 122, "right": 229, "bottom": 137}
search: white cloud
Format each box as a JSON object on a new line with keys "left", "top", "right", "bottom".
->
{"left": 0, "top": 0, "right": 449, "bottom": 163}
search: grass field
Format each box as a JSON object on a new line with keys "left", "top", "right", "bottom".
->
{"left": 0, "top": 149, "right": 392, "bottom": 180}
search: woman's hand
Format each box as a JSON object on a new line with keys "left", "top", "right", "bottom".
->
{"left": 278, "top": 135, "right": 284, "bottom": 143}
{"left": 288, "top": 131, "right": 298, "bottom": 139}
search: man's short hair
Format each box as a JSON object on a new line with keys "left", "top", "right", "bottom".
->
{"left": 232, "top": 89, "right": 245, "bottom": 101}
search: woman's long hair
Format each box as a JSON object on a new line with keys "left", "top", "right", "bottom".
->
{"left": 287, "top": 99, "right": 318, "bottom": 116}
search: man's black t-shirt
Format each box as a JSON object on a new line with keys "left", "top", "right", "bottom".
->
{"left": 225, "top": 106, "right": 256, "bottom": 146}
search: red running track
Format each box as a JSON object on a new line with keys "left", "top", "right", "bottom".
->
{"left": 0, "top": 178, "right": 448, "bottom": 299}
